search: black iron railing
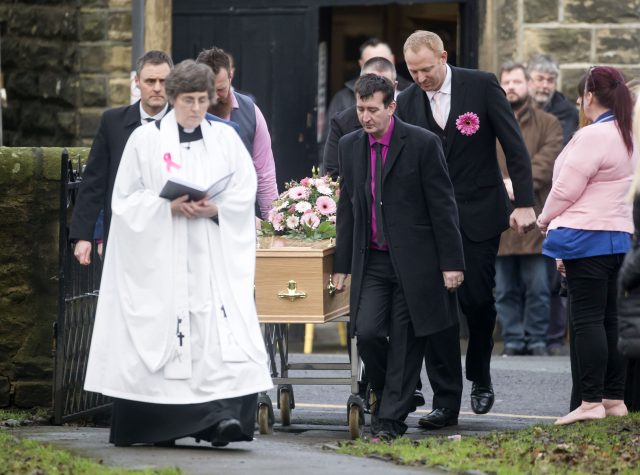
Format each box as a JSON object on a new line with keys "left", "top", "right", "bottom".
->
{"left": 53, "top": 149, "right": 111, "bottom": 424}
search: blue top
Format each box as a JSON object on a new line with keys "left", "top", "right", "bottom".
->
{"left": 542, "top": 111, "right": 631, "bottom": 259}
{"left": 542, "top": 228, "right": 631, "bottom": 259}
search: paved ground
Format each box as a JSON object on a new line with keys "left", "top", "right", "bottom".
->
{"left": 11, "top": 341, "right": 573, "bottom": 475}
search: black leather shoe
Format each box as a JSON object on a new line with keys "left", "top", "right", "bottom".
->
{"left": 411, "top": 389, "right": 426, "bottom": 412}
{"left": 418, "top": 408, "right": 458, "bottom": 429}
{"left": 470, "top": 382, "right": 494, "bottom": 414}
{"left": 211, "top": 418, "right": 244, "bottom": 447}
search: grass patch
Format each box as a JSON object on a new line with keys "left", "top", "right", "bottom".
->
{"left": 0, "top": 430, "right": 182, "bottom": 475}
{"left": 338, "top": 412, "right": 640, "bottom": 474}
{"left": 0, "top": 407, "right": 51, "bottom": 425}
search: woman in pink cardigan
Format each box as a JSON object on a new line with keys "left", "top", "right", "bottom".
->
{"left": 537, "top": 66, "right": 637, "bottom": 425}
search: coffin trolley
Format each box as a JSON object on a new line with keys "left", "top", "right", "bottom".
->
{"left": 255, "top": 236, "right": 365, "bottom": 439}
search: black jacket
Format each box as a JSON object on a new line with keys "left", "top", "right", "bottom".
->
{"left": 319, "top": 75, "right": 412, "bottom": 159}
{"left": 322, "top": 105, "right": 361, "bottom": 179}
{"left": 396, "top": 67, "right": 534, "bottom": 242}
{"left": 618, "top": 193, "right": 640, "bottom": 358}
{"left": 544, "top": 91, "right": 579, "bottom": 146}
{"left": 334, "top": 118, "right": 465, "bottom": 337}
{"left": 70, "top": 102, "right": 143, "bottom": 243}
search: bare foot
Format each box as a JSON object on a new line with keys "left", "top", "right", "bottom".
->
{"left": 602, "top": 399, "right": 628, "bottom": 417}
{"left": 554, "top": 402, "right": 605, "bottom": 425}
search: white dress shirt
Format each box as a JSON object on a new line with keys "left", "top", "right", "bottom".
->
{"left": 425, "top": 64, "right": 452, "bottom": 126}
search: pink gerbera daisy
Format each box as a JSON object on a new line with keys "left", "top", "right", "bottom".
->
{"left": 315, "top": 196, "right": 337, "bottom": 216}
{"left": 456, "top": 112, "right": 480, "bottom": 136}
{"left": 288, "top": 186, "right": 310, "bottom": 200}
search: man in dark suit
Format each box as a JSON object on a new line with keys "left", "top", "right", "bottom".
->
{"left": 396, "top": 30, "right": 536, "bottom": 429}
{"left": 71, "top": 50, "right": 173, "bottom": 265}
{"left": 323, "top": 56, "right": 398, "bottom": 180}
{"left": 333, "top": 74, "right": 465, "bottom": 440}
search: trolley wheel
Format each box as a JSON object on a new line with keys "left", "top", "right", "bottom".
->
{"left": 257, "top": 404, "right": 272, "bottom": 434}
{"left": 348, "top": 404, "right": 363, "bottom": 439}
{"left": 279, "top": 389, "right": 292, "bottom": 426}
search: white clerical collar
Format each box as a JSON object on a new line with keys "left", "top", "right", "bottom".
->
{"left": 140, "top": 102, "right": 169, "bottom": 123}
{"left": 425, "top": 64, "right": 452, "bottom": 100}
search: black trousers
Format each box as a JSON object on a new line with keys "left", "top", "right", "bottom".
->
{"left": 424, "top": 234, "right": 500, "bottom": 412}
{"left": 564, "top": 254, "right": 626, "bottom": 402}
{"left": 355, "top": 250, "right": 425, "bottom": 436}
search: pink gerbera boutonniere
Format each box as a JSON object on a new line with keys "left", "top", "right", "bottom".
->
{"left": 456, "top": 112, "right": 480, "bottom": 136}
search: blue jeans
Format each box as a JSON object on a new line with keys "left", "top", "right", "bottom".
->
{"left": 495, "top": 255, "right": 552, "bottom": 351}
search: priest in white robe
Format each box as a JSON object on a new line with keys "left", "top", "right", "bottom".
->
{"left": 83, "top": 60, "right": 273, "bottom": 447}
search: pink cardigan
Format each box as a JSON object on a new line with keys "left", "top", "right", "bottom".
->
{"left": 538, "top": 121, "right": 637, "bottom": 233}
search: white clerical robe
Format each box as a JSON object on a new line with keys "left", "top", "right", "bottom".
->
{"left": 84, "top": 111, "right": 273, "bottom": 404}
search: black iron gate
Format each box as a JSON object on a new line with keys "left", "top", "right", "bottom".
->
{"left": 53, "top": 149, "right": 111, "bottom": 424}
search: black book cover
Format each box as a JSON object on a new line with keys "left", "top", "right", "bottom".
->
{"left": 159, "top": 172, "right": 234, "bottom": 201}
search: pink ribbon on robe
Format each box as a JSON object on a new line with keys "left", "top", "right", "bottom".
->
{"left": 163, "top": 153, "right": 181, "bottom": 172}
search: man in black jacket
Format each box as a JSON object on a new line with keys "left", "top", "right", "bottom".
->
{"left": 71, "top": 50, "right": 173, "bottom": 265}
{"left": 319, "top": 38, "right": 412, "bottom": 159}
{"left": 333, "top": 74, "right": 464, "bottom": 440}
{"left": 323, "top": 57, "right": 398, "bottom": 180}
{"left": 396, "top": 30, "right": 536, "bottom": 429}
{"left": 527, "top": 54, "right": 579, "bottom": 357}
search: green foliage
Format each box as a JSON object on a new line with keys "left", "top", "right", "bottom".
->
{"left": 0, "top": 430, "right": 182, "bottom": 475}
{"left": 338, "top": 413, "right": 640, "bottom": 474}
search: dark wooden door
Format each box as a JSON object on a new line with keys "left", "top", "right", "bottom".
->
{"left": 173, "top": 4, "right": 320, "bottom": 187}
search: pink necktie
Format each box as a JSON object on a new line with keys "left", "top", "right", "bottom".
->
{"left": 432, "top": 91, "right": 446, "bottom": 129}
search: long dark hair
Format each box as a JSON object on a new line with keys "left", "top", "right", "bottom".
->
{"left": 582, "top": 66, "right": 633, "bottom": 154}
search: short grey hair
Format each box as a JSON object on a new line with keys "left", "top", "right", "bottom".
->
{"left": 165, "top": 60, "right": 215, "bottom": 101}
{"left": 527, "top": 54, "right": 560, "bottom": 77}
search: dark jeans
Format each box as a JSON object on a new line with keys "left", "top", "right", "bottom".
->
{"left": 495, "top": 254, "right": 552, "bottom": 350}
{"left": 564, "top": 254, "right": 626, "bottom": 402}
{"left": 355, "top": 250, "right": 425, "bottom": 436}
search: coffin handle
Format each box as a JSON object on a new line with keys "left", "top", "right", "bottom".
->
{"left": 327, "top": 274, "right": 337, "bottom": 296}
{"left": 278, "top": 280, "right": 307, "bottom": 301}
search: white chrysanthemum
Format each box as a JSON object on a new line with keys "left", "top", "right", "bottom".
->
{"left": 286, "top": 215, "right": 300, "bottom": 230}
{"left": 295, "top": 201, "right": 312, "bottom": 213}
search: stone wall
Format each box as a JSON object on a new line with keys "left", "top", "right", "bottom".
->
{"left": 480, "top": 0, "right": 640, "bottom": 100}
{"left": 0, "top": 0, "right": 132, "bottom": 147}
{"left": 0, "top": 146, "right": 88, "bottom": 408}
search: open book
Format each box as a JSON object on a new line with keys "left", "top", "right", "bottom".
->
{"left": 159, "top": 172, "right": 234, "bottom": 201}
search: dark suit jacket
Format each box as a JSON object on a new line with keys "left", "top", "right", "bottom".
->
{"left": 70, "top": 101, "right": 143, "bottom": 243}
{"left": 322, "top": 105, "right": 361, "bottom": 180}
{"left": 396, "top": 67, "right": 534, "bottom": 242}
{"left": 334, "top": 118, "right": 465, "bottom": 337}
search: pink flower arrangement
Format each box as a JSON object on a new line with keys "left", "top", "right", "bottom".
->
{"left": 455, "top": 112, "right": 480, "bottom": 136}
{"left": 262, "top": 168, "right": 339, "bottom": 240}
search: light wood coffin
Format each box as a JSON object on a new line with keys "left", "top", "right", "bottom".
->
{"left": 255, "top": 236, "right": 350, "bottom": 323}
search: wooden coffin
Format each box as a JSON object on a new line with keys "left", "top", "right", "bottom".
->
{"left": 255, "top": 236, "right": 350, "bottom": 323}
